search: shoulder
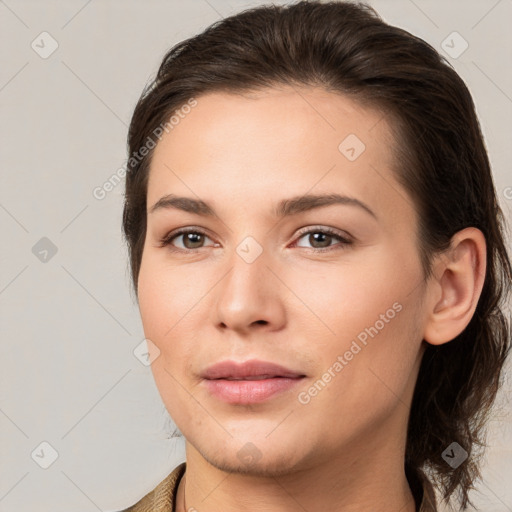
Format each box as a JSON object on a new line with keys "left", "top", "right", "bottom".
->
{"left": 116, "top": 462, "right": 186, "bottom": 512}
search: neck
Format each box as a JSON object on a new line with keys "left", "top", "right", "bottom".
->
{"left": 176, "top": 434, "right": 417, "bottom": 512}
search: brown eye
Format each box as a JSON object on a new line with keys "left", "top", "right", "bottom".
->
{"left": 181, "top": 232, "right": 206, "bottom": 249}
{"left": 295, "top": 228, "right": 352, "bottom": 251}
{"left": 161, "top": 229, "right": 215, "bottom": 251}
{"left": 307, "top": 232, "right": 333, "bottom": 248}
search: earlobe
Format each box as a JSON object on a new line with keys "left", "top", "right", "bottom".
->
{"left": 423, "top": 227, "right": 487, "bottom": 346}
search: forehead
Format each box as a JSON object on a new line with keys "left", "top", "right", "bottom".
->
{"left": 146, "top": 86, "right": 409, "bottom": 226}
{"left": 150, "top": 85, "right": 393, "bottom": 164}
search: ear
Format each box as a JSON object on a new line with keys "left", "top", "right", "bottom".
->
{"left": 423, "top": 227, "right": 487, "bottom": 346}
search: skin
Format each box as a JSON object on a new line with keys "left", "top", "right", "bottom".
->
{"left": 137, "top": 86, "right": 486, "bottom": 512}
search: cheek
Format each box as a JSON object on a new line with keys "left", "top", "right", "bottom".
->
{"left": 290, "top": 253, "right": 423, "bottom": 403}
{"left": 138, "top": 258, "right": 201, "bottom": 426}
{"left": 137, "top": 252, "right": 206, "bottom": 343}
{"left": 287, "top": 254, "right": 411, "bottom": 350}
{"left": 137, "top": 260, "right": 194, "bottom": 399}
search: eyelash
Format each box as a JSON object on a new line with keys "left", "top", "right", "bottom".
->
{"left": 158, "top": 226, "right": 353, "bottom": 253}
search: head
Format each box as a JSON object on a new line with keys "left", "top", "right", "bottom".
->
{"left": 122, "top": 1, "right": 512, "bottom": 508}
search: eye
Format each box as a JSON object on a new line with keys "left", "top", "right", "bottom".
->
{"left": 159, "top": 226, "right": 352, "bottom": 253}
{"left": 160, "top": 228, "right": 216, "bottom": 251}
{"left": 293, "top": 227, "right": 353, "bottom": 251}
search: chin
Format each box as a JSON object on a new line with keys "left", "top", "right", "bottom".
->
{"left": 190, "top": 432, "right": 312, "bottom": 477}
{"left": 203, "top": 449, "right": 305, "bottom": 477}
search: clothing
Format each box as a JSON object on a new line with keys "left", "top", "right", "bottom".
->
{"left": 119, "top": 462, "right": 437, "bottom": 512}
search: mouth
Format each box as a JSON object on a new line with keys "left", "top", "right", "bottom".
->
{"left": 219, "top": 375, "right": 293, "bottom": 381}
{"left": 201, "top": 359, "right": 305, "bottom": 380}
{"left": 201, "top": 359, "right": 306, "bottom": 404}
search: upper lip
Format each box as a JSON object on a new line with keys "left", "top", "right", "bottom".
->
{"left": 201, "top": 359, "right": 306, "bottom": 380}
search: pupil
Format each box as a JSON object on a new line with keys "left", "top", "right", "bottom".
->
{"left": 182, "top": 232, "right": 332, "bottom": 249}
{"left": 311, "top": 232, "right": 330, "bottom": 248}
{"left": 186, "top": 233, "right": 203, "bottom": 248}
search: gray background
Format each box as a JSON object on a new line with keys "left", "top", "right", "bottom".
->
{"left": 1, "top": 0, "right": 511, "bottom": 511}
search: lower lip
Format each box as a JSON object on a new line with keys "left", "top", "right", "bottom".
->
{"left": 203, "top": 377, "right": 304, "bottom": 404}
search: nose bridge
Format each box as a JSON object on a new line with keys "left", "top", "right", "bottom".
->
{"left": 223, "top": 234, "right": 269, "bottom": 301}
{"left": 235, "top": 234, "right": 266, "bottom": 267}
{"left": 214, "top": 232, "right": 285, "bottom": 330}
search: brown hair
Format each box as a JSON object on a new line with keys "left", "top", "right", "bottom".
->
{"left": 122, "top": 1, "right": 512, "bottom": 508}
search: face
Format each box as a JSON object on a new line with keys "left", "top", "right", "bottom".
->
{"left": 138, "top": 86, "right": 429, "bottom": 475}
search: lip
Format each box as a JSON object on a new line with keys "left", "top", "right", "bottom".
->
{"left": 201, "top": 359, "right": 306, "bottom": 404}
{"left": 201, "top": 359, "right": 305, "bottom": 380}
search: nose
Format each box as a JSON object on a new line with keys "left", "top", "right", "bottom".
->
{"left": 214, "top": 244, "right": 287, "bottom": 335}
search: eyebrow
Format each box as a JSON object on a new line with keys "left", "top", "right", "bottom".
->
{"left": 149, "top": 193, "right": 377, "bottom": 220}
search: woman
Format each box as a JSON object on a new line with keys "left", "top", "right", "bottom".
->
{"left": 119, "top": 1, "right": 511, "bottom": 511}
